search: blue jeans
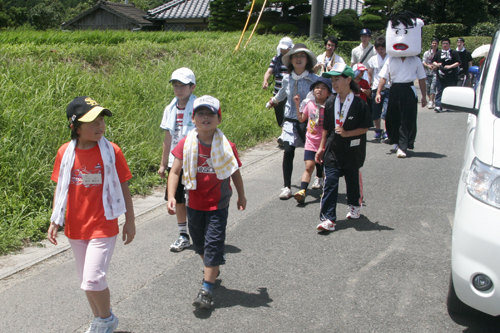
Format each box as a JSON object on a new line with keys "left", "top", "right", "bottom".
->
{"left": 371, "top": 89, "right": 390, "bottom": 120}
{"left": 320, "top": 166, "right": 360, "bottom": 222}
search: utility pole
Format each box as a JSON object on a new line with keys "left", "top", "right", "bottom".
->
{"left": 309, "top": 0, "right": 324, "bottom": 42}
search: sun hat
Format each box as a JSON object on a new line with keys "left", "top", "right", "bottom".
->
{"left": 282, "top": 43, "right": 317, "bottom": 67}
{"left": 277, "top": 37, "right": 293, "bottom": 50}
{"left": 310, "top": 77, "right": 333, "bottom": 94}
{"left": 352, "top": 63, "right": 367, "bottom": 78}
{"left": 322, "top": 63, "right": 355, "bottom": 79}
{"left": 169, "top": 67, "right": 196, "bottom": 85}
{"left": 66, "top": 96, "right": 112, "bottom": 123}
{"left": 359, "top": 28, "right": 372, "bottom": 36}
{"left": 193, "top": 95, "right": 221, "bottom": 117}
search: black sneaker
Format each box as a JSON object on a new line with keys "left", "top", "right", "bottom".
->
{"left": 192, "top": 288, "right": 213, "bottom": 309}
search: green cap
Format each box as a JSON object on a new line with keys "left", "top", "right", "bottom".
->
{"left": 322, "top": 63, "right": 355, "bottom": 79}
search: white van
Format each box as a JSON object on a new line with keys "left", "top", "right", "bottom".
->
{"left": 442, "top": 31, "right": 500, "bottom": 316}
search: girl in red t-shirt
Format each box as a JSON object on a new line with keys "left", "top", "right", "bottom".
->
{"left": 48, "top": 97, "right": 135, "bottom": 333}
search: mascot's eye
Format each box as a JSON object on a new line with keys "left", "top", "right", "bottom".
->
{"left": 404, "top": 30, "right": 409, "bottom": 34}
{"left": 395, "top": 30, "right": 399, "bottom": 34}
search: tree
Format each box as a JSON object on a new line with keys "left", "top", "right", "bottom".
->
{"left": 208, "top": 0, "right": 247, "bottom": 31}
{"left": 29, "top": 0, "right": 65, "bottom": 30}
{"left": 359, "top": 0, "right": 388, "bottom": 31}
{"left": 329, "top": 9, "right": 362, "bottom": 40}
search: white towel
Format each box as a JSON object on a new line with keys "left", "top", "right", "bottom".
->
{"left": 160, "top": 94, "right": 197, "bottom": 136}
{"left": 50, "top": 137, "right": 126, "bottom": 226}
{"left": 182, "top": 129, "right": 239, "bottom": 190}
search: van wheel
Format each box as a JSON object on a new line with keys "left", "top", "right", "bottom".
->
{"left": 447, "top": 274, "right": 474, "bottom": 315}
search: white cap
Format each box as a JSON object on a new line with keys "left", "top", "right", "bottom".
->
{"left": 169, "top": 67, "right": 196, "bottom": 85}
{"left": 278, "top": 37, "right": 293, "bottom": 50}
{"left": 193, "top": 95, "right": 221, "bottom": 117}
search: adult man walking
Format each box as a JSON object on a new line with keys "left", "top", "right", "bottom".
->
{"left": 422, "top": 38, "right": 439, "bottom": 109}
{"left": 432, "top": 38, "right": 461, "bottom": 112}
{"left": 351, "top": 29, "right": 377, "bottom": 68}
{"left": 456, "top": 38, "right": 473, "bottom": 87}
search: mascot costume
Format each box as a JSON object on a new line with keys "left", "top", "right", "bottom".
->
{"left": 375, "top": 12, "right": 427, "bottom": 158}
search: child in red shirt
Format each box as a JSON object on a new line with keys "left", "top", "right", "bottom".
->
{"left": 353, "top": 63, "right": 372, "bottom": 103}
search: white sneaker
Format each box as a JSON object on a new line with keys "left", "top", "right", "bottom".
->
{"left": 311, "top": 176, "right": 324, "bottom": 190}
{"left": 346, "top": 205, "right": 361, "bottom": 219}
{"left": 96, "top": 312, "right": 118, "bottom": 333}
{"left": 316, "top": 220, "right": 336, "bottom": 231}
{"left": 279, "top": 187, "right": 292, "bottom": 200}
{"left": 427, "top": 100, "right": 434, "bottom": 109}
{"left": 85, "top": 318, "right": 99, "bottom": 333}
{"left": 170, "top": 234, "right": 191, "bottom": 252}
{"left": 397, "top": 148, "right": 407, "bottom": 158}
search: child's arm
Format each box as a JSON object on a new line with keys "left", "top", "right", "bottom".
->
{"left": 167, "top": 158, "right": 182, "bottom": 215}
{"left": 121, "top": 181, "right": 136, "bottom": 245}
{"left": 335, "top": 126, "right": 369, "bottom": 137}
{"left": 47, "top": 188, "right": 59, "bottom": 245}
{"left": 231, "top": 169, "right": 246, "bottom": 211}
{"left": 158, "top": 131, "right": 172, "bottom": 179}
{"left": 315, "top": 128, "right": 329, "bottom": 164}
{"left": 293, "top": 95, "right": 307, "bottom": 123}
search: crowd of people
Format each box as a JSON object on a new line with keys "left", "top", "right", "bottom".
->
{"left": 46, "top": 12, "right": 476, "bottom": 330}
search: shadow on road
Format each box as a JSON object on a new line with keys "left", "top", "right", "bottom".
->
{"left": 449, "top": 310, "right": 500, "bottom": 332}
{"left": 193, "top": 286, "right": 272, "bottom": 319}
{"left": 318, "top": 216, "right": 394, "bottom": 235}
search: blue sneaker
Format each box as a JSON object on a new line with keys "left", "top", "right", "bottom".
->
{"left": 382, "top": 131, "right": 389, "bottom": 141}
{"left": 374, "top": 130, "right": 382, "bottom": 140}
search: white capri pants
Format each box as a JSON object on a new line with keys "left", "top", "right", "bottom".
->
{"left": 68, "top": 236, "right": 117, "bottom": 291}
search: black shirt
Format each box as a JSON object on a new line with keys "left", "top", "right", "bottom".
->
{"left": 323, "top": 94, "right": 373, "bottom": 169}
{"left": 457, "top": 48, "right": 473, "bottom": 75}
{"left": 432, "top": 49, "right": 461, "bottom": 81}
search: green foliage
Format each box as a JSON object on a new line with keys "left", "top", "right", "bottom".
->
{"left": 0, "top": 30, "right": 320, "bottom": 255}
{"left": 329, "top": 9, "right": 362, "bottom": 41}
{"left": 422, "top": 23, "right": 466, "bottom": 47}
{"left": 29, "top": 0, "right": 64, "bottom": 30}
{"left": 208, "top": 0, "right": 247, "bottom": 32}
{"left": 359, "top": 0, "right": 387, "bottom": 31}
{"left": 359, "top": 13, "right": 385, "bottom": 31}
{"left": 248, "top": 21, "right": 273, "bottom": 35}
{"left": 271, "top": 23, "right": 298, "bottom": 34}
{"left": 471, "top": 22, "right": 497, "bottom": 37}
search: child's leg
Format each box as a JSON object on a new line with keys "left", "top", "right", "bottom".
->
{"left": 344, "top": 168, "right": 361, "bottom": 207}
{"left": 301, "top": 159, "right": 315, "bottom": 185}
{"left": 282, "top": 141, "right": 295, "bottom": 188}
{"left": 320, "top": 165, "right": 341, "bottom": 222}
{"left": 168, "top": 169, "right": 191, "bottom": 252}
{"left": 69, "top": 237, "right": 116, "bottom": 318}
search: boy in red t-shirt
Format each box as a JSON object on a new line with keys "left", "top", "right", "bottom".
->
{"left": 353, "top": 63, "right": 372, "bottom": 103}
{"left": 167, "top": 95, "right": 246, "bottom": 309}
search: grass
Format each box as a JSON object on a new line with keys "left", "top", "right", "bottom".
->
{"left": 0, "top": 30, "right": 328, "bottom": 255}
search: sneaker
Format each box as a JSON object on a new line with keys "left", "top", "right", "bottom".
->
{"left": 96, "top": 313, "right": 118, "bottom": 333}
{"left": 279, "top": 187, "right": 292, "bottom": 200}
{"left": 85, "top": 318, "right": 98, "bottom": 333}
{"left": 170, "top": 235, "right": 190, "bottom": 252}
{"left": 397, "top": 148, "right": 407, "bottom": 158}
{"left": 434, "top": 106, "right": 442, "bottom": 113}
{"left": 374, "top": 130, "right": 382, "bottom": 140}
{"left": 390, "top": 144, "right": 398, "bottom": 153}
{"left": 294, "top": 189, "right": 306, "bottom": 204}
{"left": 192, "top": 288, "right": 213, "bottom": 309}
{"left": 311, "top": 176, "right": 324, "bottom": 190}
{"left": 346, "top": 205, "right": 361, "bottom": 219}
{"left": 382, "top": 131, "right": 389, "bottom": 141}
{"left": 316, "top": 220, "right": 336, "bottom": 231}
{"left": 427, "top": 100, "right": 434, "bottom": 109}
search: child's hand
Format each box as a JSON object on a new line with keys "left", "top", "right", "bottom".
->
{"left": 293, "top": 94, "right": 300, "bottom": 104}
{"left": 122, "top": 221, "right": 136, "bottom": 245}
{"left": 47, "top": 222, "right": 59, "bottom": 245}
{"left": 315, "top": 148, "right": 325, "bottom": 164}
{"left": 158, "top": 166, "right": 166, "bottom": 179}
{"left": 167, "top": 198, "right": 177, "bottom": 215}
{"left": 335, "top": 125, "right": 346, "bottom": 137}
{"left": 237, "top": 196, "right": 247, "bottom": 211}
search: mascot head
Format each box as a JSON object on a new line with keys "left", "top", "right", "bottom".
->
{"left": 386, "top": 11, "right": 424, "bottom": 57}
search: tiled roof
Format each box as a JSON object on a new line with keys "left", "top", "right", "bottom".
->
{"left": 63, "top": 1, "right": 152, "bottom": 27}
{"left": 145, "top": 0, "right": 364, "bottom": 21}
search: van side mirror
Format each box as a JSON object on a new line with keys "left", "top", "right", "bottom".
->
{"left": 442, "top": 87, "right": 477, "bottom": 116}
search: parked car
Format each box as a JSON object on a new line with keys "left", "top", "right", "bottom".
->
{"left": 442, "top": 29, "right": 500, "bottom": 317}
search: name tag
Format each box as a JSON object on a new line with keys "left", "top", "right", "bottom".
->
{"left": 350, "top": 139, "right": 360, "bottom": 147}
{"left": 82, "top": 173, "right": 102, "bottom": 185}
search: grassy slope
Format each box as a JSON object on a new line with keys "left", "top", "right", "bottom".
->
{"left": 0, "top": 30, "right": 327, "bottom": 254}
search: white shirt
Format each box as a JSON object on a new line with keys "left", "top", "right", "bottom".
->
{"left": 367, "top": 54, "right": 391, "bottom": 90}
{"left": 351, "top": 43, "right": 377, "bottom": 67}
{"left": 316, "top": 52, "right": 345, "bottom": 74}
{"left": 379, "top": 56, "right": 426, "bottom": 83}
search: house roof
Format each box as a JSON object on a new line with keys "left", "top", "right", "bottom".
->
{"left": 145, "top": 0, "right": 364, "bottom": 21}
{"left": 62, "top": 0, "right": 153, "bottom": 27}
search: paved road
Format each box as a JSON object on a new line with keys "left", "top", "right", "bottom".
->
{"left": 2, "top": 104, "right": 500, "bottom": 332}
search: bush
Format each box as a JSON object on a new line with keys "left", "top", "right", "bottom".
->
{"left": 271, "top": 23, "right": 299, "bottom": 34}
{"left": 471, "top": 22, "right": 497, "bottom": 37}
{"left": 248, "top": 21, "right": 273, "bottom": 35}
{"left": 330, "top": 9, "right": 362, "bottom": 41}
{"left": 423, "top": 23, "right": 466, "bottom": 48}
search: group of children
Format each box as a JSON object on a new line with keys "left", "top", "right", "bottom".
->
{"left": 49, "top": 66, "right": 246, "bottom": 332}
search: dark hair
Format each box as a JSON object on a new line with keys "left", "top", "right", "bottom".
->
{"left": 70, "top": 119, "right": 82, "bottom": 140}
{"left": 374, "top": 37, "right": 386, "bottom": 48}
{"left": 171, "top": 80, "right": 194, "bottom": 87}
{"left": 337, "top": 74, "right": 361, "bottom": 94}
{"left": 286, "top": 53, "right": 315, "bottom": 73}
{"left": 324, "top": 35, "right": 338, "bottom": 48}
{"left": 432, "top": 38, "right": 440, "bottom": 43}
{"left": 388, "top": 11, "right": 419, "bottom": 29}
{"left": 457, "top": 37, "right": 465, "bottom": 43}
{"left": 441, "top": 38, "right": 451, "bottom": 44}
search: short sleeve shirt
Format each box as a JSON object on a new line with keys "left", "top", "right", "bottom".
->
{"left": 51, "top": 142, "right": 132, "bottom": 240}
{"left": 351, "top": 43, "right": 377, "bottom": 67}
{"left": 172, "top": 137, "right": 242, "bottom": 211}
{"left": 379, "top": 56, "right": 427, "bottom": 83}
{"left": 302, "top": 100, "right": 325, "bottom": 152}
{"left": 367, "top": 54, "right": 391, "bottom": 90}
{"left": 269, "top": 55, "right": 289, "bottom": 95}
